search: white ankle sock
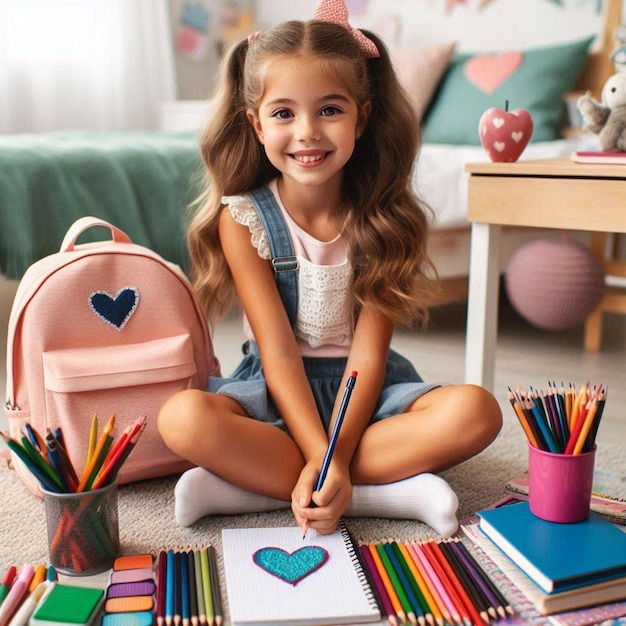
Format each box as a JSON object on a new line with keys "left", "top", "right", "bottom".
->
{"left": 174, "top": 467, "right": 289, "bottom": 526}
{"left": 174, "top": 468, "right": 459, "bottom": 537}
{"left": 345, "top": 473, "right": 459, "bottom": 537}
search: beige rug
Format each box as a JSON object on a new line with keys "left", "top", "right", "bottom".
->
{"left": 1, "top": 416, "right": 624, "bottom": 624}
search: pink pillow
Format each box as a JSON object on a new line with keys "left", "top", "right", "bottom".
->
{"left": 392, "top": 41, "right": 457, "bottom": 120}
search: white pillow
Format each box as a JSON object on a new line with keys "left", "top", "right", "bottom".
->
{"left": 392, "top": 41, "right": 457, "bottom": 120}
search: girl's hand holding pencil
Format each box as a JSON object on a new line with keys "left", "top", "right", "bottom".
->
{"left": 508, "top": 381, "right": 606, "bottom": 454}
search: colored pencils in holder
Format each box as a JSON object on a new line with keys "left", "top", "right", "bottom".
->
{"left": 1, "top": 415, "right": 147, "bottom": 494}
{"left": 508, "top": 381, "right": 606, "bottom": 454}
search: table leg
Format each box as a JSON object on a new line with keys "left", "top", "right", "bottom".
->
{"left": 465, "top": 222, "right": 502, "bottom": 391}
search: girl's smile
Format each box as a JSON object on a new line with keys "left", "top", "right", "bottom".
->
{"left": 291, "top": 150, "right": 329, "bottom": 166}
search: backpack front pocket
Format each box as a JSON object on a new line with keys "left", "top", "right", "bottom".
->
{"left": 42, "top": 333, "right": 197, "bottom": 481}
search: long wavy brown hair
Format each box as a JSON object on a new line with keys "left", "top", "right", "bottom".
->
{"left": 188, "top": 19, "right": 439, "bottom": 328}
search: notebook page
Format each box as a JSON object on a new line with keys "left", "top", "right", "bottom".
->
{"left": 222, "top": 525, "right": 381, "bottom": 626}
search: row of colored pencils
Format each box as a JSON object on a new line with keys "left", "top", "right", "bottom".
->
{"left": 1, "top": 414, "right": 146, "bottom": 493}
{"left": 508, "top": 382, "right": 606, "bottom": 454}
{"left": 156, "top": 547, "right": 223, "bottom": 626}
{"left": 359, "top": 538, "right": 514, "bottom": 626}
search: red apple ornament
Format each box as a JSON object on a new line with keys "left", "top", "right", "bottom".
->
{"left": 479, "top": 101, "right": 534, "bottom": 162}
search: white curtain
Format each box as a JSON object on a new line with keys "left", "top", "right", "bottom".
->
{"left": 0, "top": 0, "right": 177, "bottom": 133}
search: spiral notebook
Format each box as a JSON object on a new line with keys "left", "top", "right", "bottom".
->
{"left": 221, "top": 523, "right": 381, "bottom": 626}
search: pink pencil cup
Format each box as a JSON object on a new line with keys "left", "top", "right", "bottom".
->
{"left": 528, "top": 443, "right": 596, "bottom": 523}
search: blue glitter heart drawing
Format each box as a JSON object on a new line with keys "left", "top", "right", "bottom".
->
{"left": 252, "top": 546, "right": 329, "bottom": 585}
{"left": 89, "top": 287, "right": 139, "bottom": 330}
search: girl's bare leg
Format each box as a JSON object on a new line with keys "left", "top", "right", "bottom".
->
{"left": 158, "top": 389, "right": 303, "bottom": 524}
{"left": 342, "top": 384, "right": 502, "bottom": 536}
{"left": 160, "top": 384, "right": 502, "bottom": 535}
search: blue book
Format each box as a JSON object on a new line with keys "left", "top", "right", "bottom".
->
{"left": 477, "top": 501, "right": 626, "bottom": 594}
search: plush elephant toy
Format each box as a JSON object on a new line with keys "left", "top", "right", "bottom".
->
{"left": 577, "top": 72, "right": 626, "bottom": 152}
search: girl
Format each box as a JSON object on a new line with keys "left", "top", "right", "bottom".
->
{"left": 158, "top": 0, "right": 502, "bottom": 538}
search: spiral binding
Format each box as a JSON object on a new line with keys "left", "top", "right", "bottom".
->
{"left": 339, "top": 522, "right": 382, "bottom": 617}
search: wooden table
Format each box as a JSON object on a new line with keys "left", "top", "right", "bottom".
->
{"left": 464, "top": 158, "right": 626, "bottom": 392}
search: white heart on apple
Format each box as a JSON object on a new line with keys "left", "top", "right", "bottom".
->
{"left": 478, "top": 106, "right": 534, "bottom": 162}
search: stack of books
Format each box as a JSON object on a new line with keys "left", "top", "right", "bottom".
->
{"left": 461, "top": 500, "right": 626, "bottom": 622}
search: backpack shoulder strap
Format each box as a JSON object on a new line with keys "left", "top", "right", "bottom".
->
{"left": 247, "top": 186, "right": 298, "bottom": 329}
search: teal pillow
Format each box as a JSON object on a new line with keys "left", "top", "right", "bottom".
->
{"left": 422, "top": 37, "right": 594, "bottom": 145}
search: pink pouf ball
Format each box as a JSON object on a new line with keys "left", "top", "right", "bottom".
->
{"left": 505, "top": 236, "right": 605, "bottom": 330}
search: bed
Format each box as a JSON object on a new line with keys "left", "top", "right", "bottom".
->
{"left": 0, "top": 0, "right": 619, "bottom": 310}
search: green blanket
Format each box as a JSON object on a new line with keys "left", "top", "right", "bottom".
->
{"left": 0, "top": 130, "right": 205, "bottom": 279}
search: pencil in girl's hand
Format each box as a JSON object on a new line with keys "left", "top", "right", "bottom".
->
{"left": 302, "top": 370, "right": 358, "bottom": 539}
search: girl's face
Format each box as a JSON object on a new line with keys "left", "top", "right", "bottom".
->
{"left": 246, "top": 56, "right": 369, "bottom": 193}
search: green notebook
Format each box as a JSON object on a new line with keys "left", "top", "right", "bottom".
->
{"left": 32, "top": 584, "right": 104, "bottom": 626}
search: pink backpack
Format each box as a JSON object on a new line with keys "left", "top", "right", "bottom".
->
{"left": 5, "top": 217, "right": 220, "bottom": 496}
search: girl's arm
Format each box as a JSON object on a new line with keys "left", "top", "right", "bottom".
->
{"left": 294, "top": 304, "right": 395, "bottom": 533}
{"left": 218, "top": 209, "right": 329, "bottom": 463}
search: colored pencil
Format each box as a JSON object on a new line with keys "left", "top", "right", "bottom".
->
{"left": 420, "top": 541, "right": 469, "bottom": 626}
{"left": 165, "top": 550, "right": 175, "bottom": 626}
{"left": 156, "top": 551, "right": 166, "bottom": 626}
{"left": 378, "top": 541, "right": 417, "bottom": 625}
{"left": 303, "top": 371, "right": 358, "bottom": 539}
{"left": 193, "top": 550, "right": 207, "bottom": 626}
{"left": 180, "top": 551, "right": 190, "bottom": 626}
{"left": 77, "top": 413, "right": 115, "bottom": 491}
{"left": 405, "top": 543, "right": 447, "bottom": 626}
{"left": 207, "top": 545, "right": 223, "bottom": 626}
{"left": 360, "top": 544, "right": 398, "bottom": 626}
{"left": 385, "top": 540, "right": 425, "bottom": 625}
{"left": 412, "top": 542, "right": 461, "bottom": 626}
{"left": 368, "top": 543, "right": 406, "bottom": 625}
{"left": 511, "top": 381, "right": 606, "bottom": 454}
{"left": 437, "top": 540, "right": 490, "bottom": 624}
{"left": 394, "top": 540, "right": 436, "bottom": 626}
{"left": 87, "top": 413, "right": 98, "bottom": 465}
{"left": 200, "top": 548, "right": 214, "bottom": 626}
{"left": 187, "top": 550, "right": 198, "bottom": 626}
{"left": 449, "top": 539, "right": 513, "bottom": 618}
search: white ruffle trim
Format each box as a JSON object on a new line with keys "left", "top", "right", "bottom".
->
{"left": 222, "top": 195, "right": 271, "bottom": 259}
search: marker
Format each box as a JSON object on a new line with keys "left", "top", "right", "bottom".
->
{"left": 0, "top": 566, "right": 16, "bottom": 607}
{"left": 0, "top": 564, "right": 34, "bottom": 626}
{"left": 6, "top": 581, "right": 48, "bottom": 626}
{"left": 303, "top": 370, "right": 358, "bottom": 539}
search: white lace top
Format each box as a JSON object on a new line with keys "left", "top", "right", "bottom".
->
{"left": 222, "top": 180, "right": 352, "bottom": 357}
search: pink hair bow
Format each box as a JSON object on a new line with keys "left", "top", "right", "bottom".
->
{"left": 314, "top": 0, "right": 380, "bottom": 58}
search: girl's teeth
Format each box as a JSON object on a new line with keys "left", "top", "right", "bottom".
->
{"left": 296, "top": 154, "right": 322, "bottom": 163}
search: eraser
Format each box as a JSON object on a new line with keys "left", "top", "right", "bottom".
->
{"left": 106, "top": 580, "right": 156, "bottom": 598}
{"left": 104, "top": 594, "right": 153, "bottom": 613}
{"left": 112, "top": 554, "right": 153, "bottom": 571}
{"left": 109, "top": 568, "right": 154, "bottom": 584}
{"left": 101, "top": 611, "right": 154, "bottom": 626}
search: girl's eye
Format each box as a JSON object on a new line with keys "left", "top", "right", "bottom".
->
{"left": 271, "top": 109, "right": 293, "bottom": 120}
{"left": 320, "top": 106, "right": 341, "bottom": 117}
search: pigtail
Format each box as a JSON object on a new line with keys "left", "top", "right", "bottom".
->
{"left": 189, "top": 37, "right": 273, "bottom": 323}
{"left": 345, "top": 30, "right": 439, "bottom": 326}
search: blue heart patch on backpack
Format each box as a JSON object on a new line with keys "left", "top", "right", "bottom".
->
{"left": 89, "top": 287, "right": 139, "bottom": 330}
